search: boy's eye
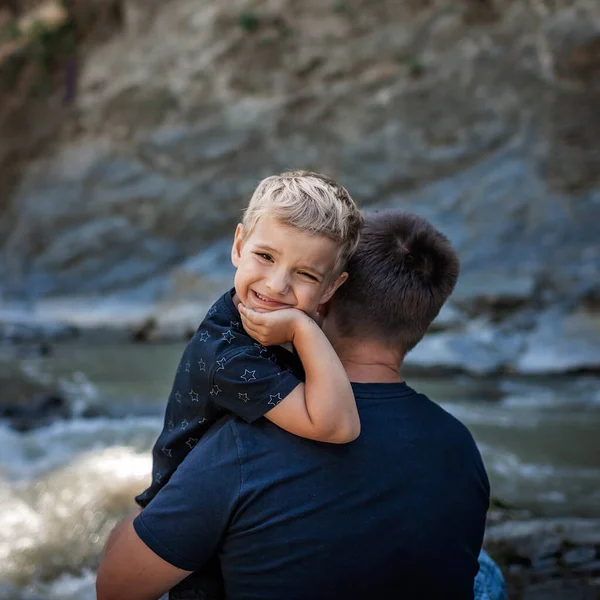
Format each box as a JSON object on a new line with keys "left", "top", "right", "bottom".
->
{"left": 299, "top": 271, "right": 318, "bottom": 282}
{"left": 255, "top": 252, "right": 272, "bottom": 261}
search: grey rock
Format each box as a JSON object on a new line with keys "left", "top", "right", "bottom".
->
{"left": 451, "top": 272, "right": 536, "bottom": 311}
{"left": 485, "top": 518, "right": 600, "bottom": 563}
{"left": 518, "top": 310, "right": 600, "bottom": 374}
{"left": 138, "top": 122, "right": 255, "bottom": 177}
{"left": 521, "top": 580, "right": 600, "bottom": 600}
{"left": 0, "top": 0, "right": 600, "bottom": 374}
{"left": 539, "top": 8, "right": 600, "bottom": 89}
{"left": 563, "top": 546, "right": 598, "bottom": 567}
{"left": 404, "top": 330, "right": 504, "bottom": 375}
{"left": 0, "top": 361, "right": 72, "bottom": 431}
{"left": 530, "top": 556, "right": 560, "bottom": 577}
{"left": 572, "top": 560, "right": 600, "bottom": 576}
{"left": 429, "top": 303, "right": 466, "bottom": 332}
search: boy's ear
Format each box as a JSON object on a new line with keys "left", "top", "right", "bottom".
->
{"left": 231, "top": 224, "right": 244, "bottom": 268}
{"left": 320, "top": 271, "right": 348, "bottom": 305}
{"left": 317, "top": 300, "right": 332, "bottom": 318}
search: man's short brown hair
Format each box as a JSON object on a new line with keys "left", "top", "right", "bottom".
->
{"left": 330, "top": 210, "right": 460, "bottom": 355}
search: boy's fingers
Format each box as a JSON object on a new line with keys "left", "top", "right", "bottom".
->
{"left": 240, "top": 315, "right": 261, "bottom": 337}
{"left": 240, "top": 313, "right": 253, "bottom": 328}
{"left": 239, "top": 314, "right": 251, "bottom": 330}
{"left": 240, "top": 323, "right": 266, "bottom": 345}
{"left": 244, "top": 311, "right": 266, "bottom": 326}
{"left": 242, "top": 316, "right": 260, "bottom": 332}
{"left": 239, "top": 304, "right": 254, "bottom": 318}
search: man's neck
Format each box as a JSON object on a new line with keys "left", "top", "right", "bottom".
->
{"left": 334, "top": 338, "right": 403, "bottom": 384}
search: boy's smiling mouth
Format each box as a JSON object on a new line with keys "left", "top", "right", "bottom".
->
{"left": 251, "top": 289, "right": 291, "bottom": 309}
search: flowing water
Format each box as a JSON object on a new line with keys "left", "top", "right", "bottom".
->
{"left": 1, "top": 341, "right": 599, "bottom": 599}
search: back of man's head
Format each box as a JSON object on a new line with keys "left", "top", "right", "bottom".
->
{"left": 330, "top": 210, "right": 460, "bottom": 356}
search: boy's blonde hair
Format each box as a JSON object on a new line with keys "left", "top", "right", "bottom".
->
{"left": 242, "top": 171, "right": 363, "bottom": 275}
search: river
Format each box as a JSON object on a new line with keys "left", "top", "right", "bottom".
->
{"left": 1, "top": 340, "right": 599, "bottom": 599}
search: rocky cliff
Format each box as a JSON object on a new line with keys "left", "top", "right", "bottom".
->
{"left": 1, "top": 0, "right": 599, "bottom": 375}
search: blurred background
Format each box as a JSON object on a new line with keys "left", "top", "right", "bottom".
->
{"left": 0, "top": 1, "right": 599, "bottom": 598}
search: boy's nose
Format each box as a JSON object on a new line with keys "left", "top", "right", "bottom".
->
{"left": 266, "top": 269, "right": 289, "bottom": 295}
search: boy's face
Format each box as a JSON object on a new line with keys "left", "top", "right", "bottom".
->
{"left": 231, "top": 214, "right": 348, "bottom": 317}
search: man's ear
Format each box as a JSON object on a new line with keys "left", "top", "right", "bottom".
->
{"left": 320, "top": 271, "right": 348, "bottom": 305}
{"left": 231, "top": 224, "right": 244, "bottom": 268}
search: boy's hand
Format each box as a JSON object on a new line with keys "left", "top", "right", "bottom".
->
{"left": 239, "top": 305, "right": 308, "bottom": 347}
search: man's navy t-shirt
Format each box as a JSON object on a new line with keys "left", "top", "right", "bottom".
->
{"left": 136, "top": 289, "right": 303, "bottom": 508}
{"left": 135, "top": 382, "right": 490, "bottom": 599}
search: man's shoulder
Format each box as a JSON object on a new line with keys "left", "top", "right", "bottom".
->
{"left": 416, "top": 389, "right": 482, "bottom": 453}
{"left": 363, "top": 381, "right": 481, "bottom": 456}
{"left": 410, "top": 389, "right": 489, "bottom": 489}
{"left": 180, "top": 414, "right": 242, "bottom": 470}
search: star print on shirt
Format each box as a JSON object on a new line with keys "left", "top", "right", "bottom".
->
{"left": 241, "top": 369, "right": 256, "bottom": 382}
{"left": 175, "top": 391, "right": 182, "bottom": 403}
{"left": 198, "top": 358, "right": 206, "bottom": 371}
{"left": 189, "top": 389, "right": 199, "bottom": 402}
{"left": 210, "top": 385, "right": 222, "bottom": 396}
{"left": 198, "top": 331, "right": 210, "bottom": 342}
{"left": 207, "top": 306, "right": 217, "bottom": 316}
{"left": 186, "top": 438, "right": 199, "bottom": 449}
{"left": 254, "top": 343, "right": 268, "bottom": 354}
{"left": 185, "top": 361, "right": 191, "bottom": 372}
{"left": 222, "top": 330, "right": 235, "bottom": 344}
{"left": 168, "top": 420, "right": 174, "bottom": 431}
{"left": 162, "top": 446, "right": 172, "bottom": 457}
{"left": 230, "top": 320, "right": 240, "bottom": 328}
{"left": 181, "top": 419, "right": 189, "bottom": 430}
{"left": 156, "top": 471, "right": 163, "bottom": 483}
{"left": 269, "top": 393, "right": 283, "bottom": 406}
{"left": 238, "top": 392, "right": 250, "bottom": 403}
{"left": 198, "top": 417, "right": 207, "bottom": 425}
{"left": 216, "top": 357, "right": 226, "bottom": 371}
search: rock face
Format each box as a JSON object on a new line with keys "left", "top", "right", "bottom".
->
{"left": 485, "top": 511, "right": 600, "bottom": 599}
{"left": 0, "top": 363, "right": 68, "bottom": 431}
{"left": 1, "top": 0, "right": 599, "bottom": 374}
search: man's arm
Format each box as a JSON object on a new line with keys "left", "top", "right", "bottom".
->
{"left": 98, "top": 420, "right": 241, "bottom": 599}
{"left": 96, "top": 512, "right": 191, "bottom": 600}
{"left": 239, "top": 306, "right": 360, "bottom": 443}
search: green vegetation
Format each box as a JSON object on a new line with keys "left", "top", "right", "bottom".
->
{"left": 0, "top": 20, "right": 22, "bottom": 43}
{"left": 0, "top": 3, "right": 76, "bottom": 97}
{"left": 406, "top": 55, "right": 425, "bottom": 77}
{"left": 238, "top": 10, "right": 260, "bottom": 33}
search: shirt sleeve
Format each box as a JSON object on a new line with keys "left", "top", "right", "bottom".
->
{"left": 210, "top": 346, "right": 302, "bottom": 423}
{"left": 133, "top": 419, "right": 241, "bottom": 572}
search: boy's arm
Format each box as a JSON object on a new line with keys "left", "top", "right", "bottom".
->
{"left": 239, "top": 306, "right": 360, "bottom": 444}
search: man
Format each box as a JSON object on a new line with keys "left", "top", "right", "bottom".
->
{"left": 97, "top": 210, "right": 495, "bottom": 599}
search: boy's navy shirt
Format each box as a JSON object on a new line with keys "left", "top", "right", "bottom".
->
{"left": 136, "top": 288, "right": 304, "bottom": 508}
{"left": 135, "top": 382, "right": 490, "bottom": 600}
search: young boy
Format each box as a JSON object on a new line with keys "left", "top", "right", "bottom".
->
{"left": 136, "top": 171, "right": 363, "bottom": 508}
